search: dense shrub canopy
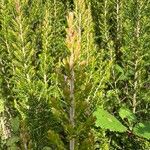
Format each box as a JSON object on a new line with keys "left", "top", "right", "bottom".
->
{"left": 0, "top": 0, "right": 149, "bottom": 149}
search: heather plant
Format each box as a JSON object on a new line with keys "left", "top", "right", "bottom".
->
{"left": 47, "top": 0, "right": 111, "bottom": 148}
{"left": 0, "top": 0, "right": 149, "bottom": 149}
{"left": 90, "top": 0, "right": 150, "bottom": 149}
{"left": 0, "top": 0, "right": 14, "bottom": 147}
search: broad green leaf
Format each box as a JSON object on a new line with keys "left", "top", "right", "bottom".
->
{"left": 42, "top": 147, "right": 52, "bottom": 150}
{"left": 119, "top": 108, "right": 137, "bottom": 123}
{"left": 133, "top": 122, "right": 150, "bottom": 140}
{"left": 94, "top": 108, "right": 127, "bottom": 132}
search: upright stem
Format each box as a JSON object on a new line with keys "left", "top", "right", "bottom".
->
{"left": 133, "top": 1, "right": 140, "bottom": 113}
{"left": 66, "top": 12, "right": 77, "bottom": 150}
{"left": 133, "top": 59, "right": 138, "bottom": 113}
{"left": 69, "top": 65, "right": 75, "bottom": 150}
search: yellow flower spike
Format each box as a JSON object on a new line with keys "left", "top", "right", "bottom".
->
{"left": 67, "top": 12, "right": 74, "bottom": 28}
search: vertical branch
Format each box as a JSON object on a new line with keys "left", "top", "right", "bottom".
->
{"left": 66, "top": 12, "right": 76, "bottom": 150}
{"left": 132, "top": 0, "right": 140, "bottom": 113}
{"left": 64, "top": 1, "right": 100, "bottom": 148}
{"left": 11, "top": 2, "right": 35, "bottom": 149}
{"left": 115, "top": 0, "right": 123, "bottom": 57}
{"left": 69, "top": 64, "right": 75, "bottom": 150}
{"left": 104, "top": 0, "right": 108, "bottom": 42}
{"left": 0, "top": 0, "right": 13, "bottom": 142}
{"left": 133, "top": 59, "right": 138, "bottom": 113}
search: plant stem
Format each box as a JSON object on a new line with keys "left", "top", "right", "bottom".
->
{"left": 133, "top": 59, "right": 138, "bottom": 113}
{"left": 69, "top": 66, "right": 75, "bottom": 150}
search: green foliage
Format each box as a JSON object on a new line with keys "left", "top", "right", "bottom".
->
{"left": 10, "top": 116, "right": 20, "bottom": 133}
{"left": 47, "top": 130, "right": 65, "bottom": 150}
{"left": 119, "top": 107, "right": 137, "bottom": 124}
{"left": 0, "top": 0, "right": 149, "bottom": 149}
{"left": 94, "top": 107, "right": 127, "bottom": 132}
{"left": 42, "top": 147, "right": 52, "bottom": 150}
{"left": 133, "top": 122, "right": 150, "bottom": 140}
{"left": 94, "top": 107, "right": 150, "bottom": 141}
{"left": 6, "top": 136, "right": 20, "bottom": 147}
